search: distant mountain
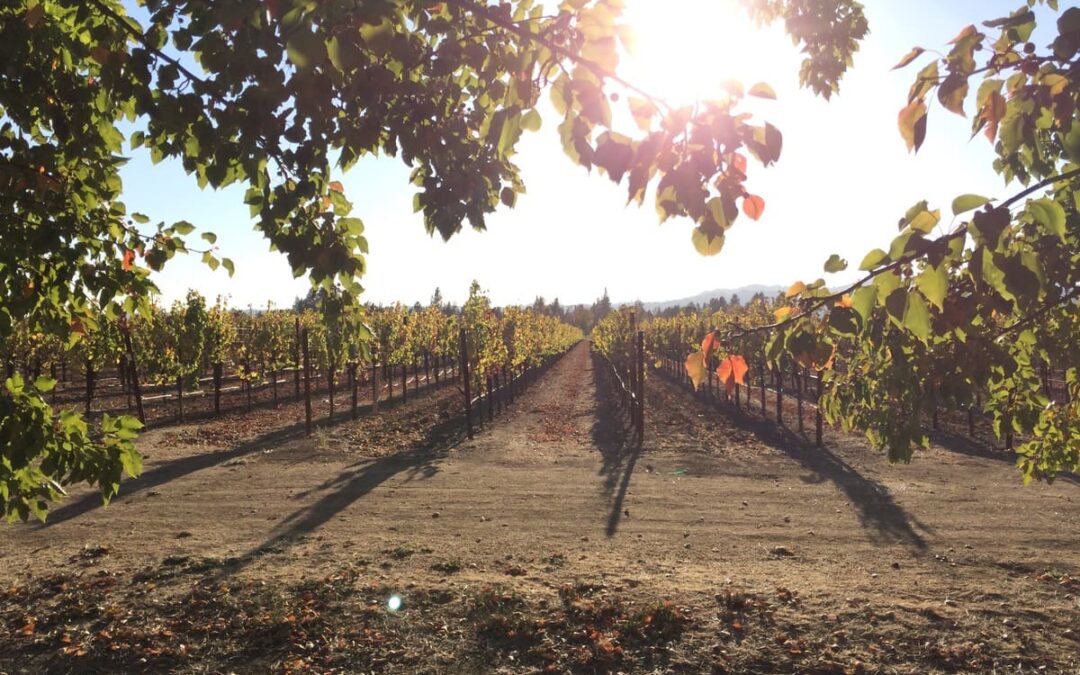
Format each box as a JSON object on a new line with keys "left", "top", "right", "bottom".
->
{"left": 627, "top": 284, "right": 786, "bottom": 311}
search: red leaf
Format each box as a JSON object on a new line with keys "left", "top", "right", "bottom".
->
{"left": 743, "top": 194, "right": 765, "bottom": 220}
{"left": 122, "top": 249, "right": 135, "bottom": 271}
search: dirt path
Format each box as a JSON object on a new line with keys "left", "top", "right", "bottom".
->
{"left": 2, "top": 341, "right": 1079, "bottom": 673}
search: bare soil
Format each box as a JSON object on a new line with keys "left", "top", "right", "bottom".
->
{"left": 2, "top": 341, "right": 1078, "bottom": 674}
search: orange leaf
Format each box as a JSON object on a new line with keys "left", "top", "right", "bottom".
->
{"left": 701, "top": 330, "right": 720, "bottom": 358}
{"left": 328, "top": 180, "right": 344, "bottom": 193}
{"left": 122, "top": 249, "right": 135, "bottom": 271}
{"left": 742, "top": 194, "right": 765, "bottom": 220}
{"left": 716, "top": 355, "right": 749, "bottom": 396}
{"left": 836, "top": 294, "right": 853, "bottom": 308}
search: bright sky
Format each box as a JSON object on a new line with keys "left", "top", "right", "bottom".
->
{"left": 120, "top": 0, "right": 1051, "bottom": 309}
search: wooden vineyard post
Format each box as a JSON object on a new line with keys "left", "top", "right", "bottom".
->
{"left": 371, "top": 361, "right": 380, "bottom": 412}
{"left": 294, "top": 317, "right": 302, "bottom": 400}
{"left": 123, "top": 356, "right": 133, "bottom": 412}
{"left": 213, "top": 363, "right": 223, "bottom": 416}
{"left": 775, "top": 366, "right": 783, "bottom": 425}
{"left": 815, "top": 373, "right": 823, "bottom": 448}
{"left": 969, "top": 392, "right": 979, "bottom": 437}
{"left": 84, "top": 358, "right": 94, "bottom": 416}
{"left": 759, "top": 362, "right": 766, "bottom": 413}
{"left": 244, "top": 358, "right": 253, "bottom": 413}
{"left": 302, "top": 328, "right": 312, "bottom": 436}
{"left": 630, "top": 330, "right": 639, "bottom": 442}
{"left": 424, "top": 352, "right": 431, "bottom": 389}
{"left": 328, "top": 367, "right": 335, "bottom": 421}
{"left": 487, "top": 375, "right": 494, "bottom": 422}
{"left": 386, "top": 361, "right": 393, "bottom": 403}
{"left": 459, "top": 328, "right": 473, "bottom": 439}
{"left": 795, "top": 365, "right": 804, "bottom": 434}
{"left": 931, "top": 383, "right": 939, "bottom": 431}
{"left": 176, "top": 373, "right": 184, "bottom": 423}
{"left": 504, "top": 365, "right": 512, "bottom": 405}
{"left": 350, "top": 363, "right": 358, "bottom": 420}
{"left": 413, "top": 359, "right": 420, "bottom": 393}
{"left": 122, "top": 329, "right": 145, "bottom": 426}
{"left": 400, "top": 359, "right": 408, "bottom": 404}
{"left": 433, "top": 353, "right": 440, "bottom": 385}
{"left": 494, "top": 371, "right": 502, "bottom": 414}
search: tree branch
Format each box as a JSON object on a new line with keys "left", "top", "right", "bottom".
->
{"left": 721, "top": 167, "right": 1080, "bottom": 341}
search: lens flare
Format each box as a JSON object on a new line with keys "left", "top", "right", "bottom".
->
{"left": 387, "top": 594, "right": 403, "bottom": 612}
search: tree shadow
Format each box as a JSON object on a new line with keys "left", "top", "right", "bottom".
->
{"left": 931, "top": 430, "right": 1079, "bottom": 487}
{"left": 590, "top": 350, "right": 640, "bottom": 538}
{"left": 39, "top": 392, "right": 455, "bottom": 529}
{"left": 657, "top": 372, "right": 932, "bottom": 551}
{"left": 219, "top": 415, "right": 467, "bottom": 576}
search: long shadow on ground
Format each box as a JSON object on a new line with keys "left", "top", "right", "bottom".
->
{"left": 219, "top": 414, "right": 467, "bottom": 576}
{"left": 656, "top": 372, "right": 932, "bottom": 551}
{"left": 930, "top": 429, "right": 1079, "bottom": 487}
{"left": 590, "top": 349, "right": 640, "bottom": 538}
{"left": 39, "top": 391, "right": 450, "bottom": 529}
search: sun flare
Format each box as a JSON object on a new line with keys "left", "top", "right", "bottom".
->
{"left": 621, "top": 0, "right": 788, "bottom": 105}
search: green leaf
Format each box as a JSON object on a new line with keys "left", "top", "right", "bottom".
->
{"left": 951, "top": 194, "right": 991, "bottom": 215}
{"left": 916, "top": 263, "right": 948, "bottom": 310}
{"left": 859, "top": 249, "right": 889, "bottom": 271}
{"left": 937, "top": 72, "right": 968, "bottom": 116}
{"left": 200, "top": 232, "right": 217, "bottom": 244}
{"left": 823, "top": 254, "right": 848, "bottom": 273}
{"left": 521, "top": 109, "right": 542, "bottom": 132}
{"left": 221, "top": 258, "right": 235, "bottom": 277}
{"left": 131, "top": 212, "right": 150, "bottom": 224}
{"left": 1027, "top": 198, "right": 1066, "bottom": 239}
{"left": 33, "top": 376, "right": 57, "bottom": 392}
{"left": 287, "top": 29, "right": 327, "bottom": 68}
{"left": 903, "top": 292, "right": 931, "bottom": 342}
{"left": 851, "top": 285, "right": 876, "bottom": 320}
{"left": 172, "top": 220, "right": 195, "bottom": 235}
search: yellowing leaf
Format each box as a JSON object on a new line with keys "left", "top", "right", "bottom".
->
{"left": 691, "top": 227, "right": 724, "bottom": 256}
{"left": 908, "top": 208, "right": 940, "bottom": 234}
{"left": 684, "top": 351, "right": 707, "bottom": 390}
{"left": 892, "top": 46, "right": 925, "bottom": 70}
{"left": 898, "top": 99, "right": 927, "bottom": 153}
{"left": 747, "top": 82, "right": 777, "bottom": 99}
{"left": 786, "top": 281, "right": 806, "bottom": 298}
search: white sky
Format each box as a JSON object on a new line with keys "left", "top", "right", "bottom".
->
{"left": 119, "top": 0, "right": 1048, "bottom": 308}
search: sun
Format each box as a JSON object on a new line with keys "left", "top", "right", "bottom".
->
{"left": 620, "top": 0, "right": 789, "bottom": 105}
